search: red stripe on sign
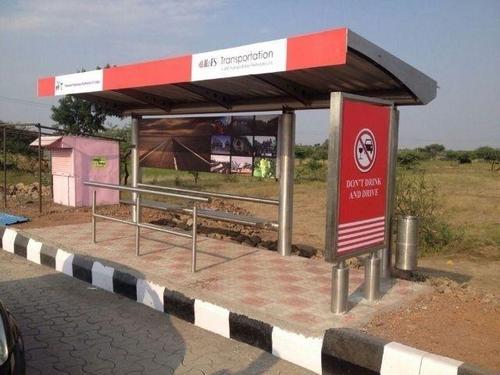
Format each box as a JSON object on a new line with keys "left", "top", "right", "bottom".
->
{"left": 338, "top": 230, "right": 385, "bottom": 247}
{"left": 338, "top": 236, "right": 385, "bottom": 253}
{"left": 37, "top": 77, "right": 55, "bottom": 97}
{"left": 339, "top": 216, "right": 385, "bottom": 229}
{"left": 103, "top": 55, "right": 192, "bottom": 91}
{"left": 339, "top": 226, "right": 385, "bottom": 240}
{"left": 339, "top": 222, "right": 385, "bottom": 235}
{"left": 286, "top": 28, "right": 347, "bottom": 71}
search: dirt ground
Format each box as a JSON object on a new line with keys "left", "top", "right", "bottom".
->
{"left": 4, "top": 197, "right": 500, "bottom": 372}
{"left": 363, "top": 276, "right": 500, "bottom": 371}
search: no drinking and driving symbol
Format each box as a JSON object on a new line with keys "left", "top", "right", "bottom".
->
{"left": 354, "top": 128, "right": 376, "bottom": 172}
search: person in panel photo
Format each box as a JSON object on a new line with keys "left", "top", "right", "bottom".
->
{"left": 254, "top": 136, "right": 277, "bottom": 157}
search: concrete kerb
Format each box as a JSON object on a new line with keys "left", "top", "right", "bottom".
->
{"left": 0, "top": 225, "right": 495, "bottom": 375}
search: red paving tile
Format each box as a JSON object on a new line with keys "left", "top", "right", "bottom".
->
{"left": 312, "top": 275, "right": 332, "bottom": 285}
{"left": 236, "top": 273, "right": 261, "bottom": 282}
{"left": 272, "top": 274, "right": 303, "bottom": 283}
{"left": 318, "top": 285, "right": 333, "bottom": 295}
{"left": 278, "top": 296, "right": 311, "bottom": 309}
{"left": 278, "top": 284, "right": 308, "bottom": 295}
{"left": 239, "top": 296, "right": 273, "bottom": 308}
{"left": 286, "top": 312, "right": 323, "bottom": 325}
{"left": 241, "top": 283, "right": 263, "bottom": 293}
{"left": 304, "top": 266, "right": 331, "bottom": 275}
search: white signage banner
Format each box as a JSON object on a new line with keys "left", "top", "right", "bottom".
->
{"left": 192, "top": 39, "right": 287, "bottom": 81}
{"left": 55, "top": 70, "right": 103, "bottom": 95}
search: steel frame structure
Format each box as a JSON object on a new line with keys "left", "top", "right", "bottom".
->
{"left": 85, "top": 181, "right": 208, "bottom": 273}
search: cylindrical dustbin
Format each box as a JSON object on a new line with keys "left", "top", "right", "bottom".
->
{"left": 396, "top": 215, "right": 419, "bottom": 271}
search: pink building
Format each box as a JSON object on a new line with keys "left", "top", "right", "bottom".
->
{"left": 31, "top": 136, "right": 120, "bottom": 207}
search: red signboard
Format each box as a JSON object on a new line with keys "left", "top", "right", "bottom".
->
{"left": 336, "top": 98, "right": 391, "bottom": 257}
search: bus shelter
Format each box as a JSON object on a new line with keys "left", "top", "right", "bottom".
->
{"left": 38, "top": 27, "right": 437, "bottom": 312}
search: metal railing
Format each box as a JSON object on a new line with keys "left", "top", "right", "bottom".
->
{"left": 84, "top": 181, "right": 209, "bottom": 273}
{"left": 137, "top": 183, "right": 279, "bottom": 206}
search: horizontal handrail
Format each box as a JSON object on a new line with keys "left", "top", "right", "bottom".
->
{"left": 84, "top": 181, "right": 209, "bottom": 203}
{"left": 137, "top": 182, "right": 279, "bottom": 206}
{"left": 90, "top": 185, "right": 200, "bottom": 272}
{"left": 138, "top": 222, "right": 192, "bottom": 239}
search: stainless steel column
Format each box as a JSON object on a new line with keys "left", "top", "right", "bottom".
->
{"left": 331, "top": 261, "right": 349, "bottom": 314}
{"left": 135, "top": 193, "right": 141, "bottom": 256}
{"left": 131, "top": 116, "right": 140, "bottom": 222}
{"left": 277, "top": 111, "right": 295, "bottom": 256}
{"left": 380, "top": 108, "right": 400, "bottom": 278}
{"left": 92, "top": 190, "right": 96, "bottom": 243}
{"left": 37, "top": 124, "right": 42, "bottom": 213}
{"left": 191, "top": 205, "right": 198, "bottom": 273}
{"left": 3, "top": 126, "right": 6, "bottom": 208}
{"left": 364, "top": 252, "right": 381, "bottom": 301}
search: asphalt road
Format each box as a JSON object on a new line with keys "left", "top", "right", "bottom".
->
{"left": 0, "top": 252, "right": 310, "bottom": 375}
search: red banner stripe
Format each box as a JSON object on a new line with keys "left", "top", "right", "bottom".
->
{"left": 37, "top": 77, "right": 55, "bottom": 97}
{"left": 286, "top": 28, "right": 347, "bottom": 71}
{"left": 103, "top": 55, "right": 192, "bottom": 91}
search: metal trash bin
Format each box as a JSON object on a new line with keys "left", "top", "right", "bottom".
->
{"left": 396, "top": 215, "right": 419, "bottom": 271}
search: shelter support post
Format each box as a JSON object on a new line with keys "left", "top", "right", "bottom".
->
{"left": 135, "top": 193, "right": 141, "bottom": 256}
{"left": 92, "top": 190, "right": 96, "bottom": 243}
{"left": 364, "top": 251, "right": 381, "bottom": 301}
{"left": 277, "top": 110, "right": 295, "bottom": 256}
{"left": 37, "top": 124, "right": 42, "bottom": 213}
{"left": 131, "top": 116, "right": 141, "bottom": 222}
{"left": 191, "top": 205, "right": 198, "bottom": 273}
{"left": 3, "top": 126, "right": 6, "bottom": 208}
{"left": 331, "top": 261, "right": 349, "bottom": 314}
{"left": 380, "top": 107, "right": 400, "bottom": 278}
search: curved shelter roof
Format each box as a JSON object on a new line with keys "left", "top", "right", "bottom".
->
{"left": 37, "top": 28, "right": 437, "bottom": 115}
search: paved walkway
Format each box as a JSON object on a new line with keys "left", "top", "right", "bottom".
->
{"left": 24, "top": 221, "right": 428, "bottom": 336}
{"left": 0, "top": 252, "right": 308, "bottom": 374}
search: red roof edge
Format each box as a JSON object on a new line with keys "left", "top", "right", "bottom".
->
{"left": 286, "top": 27, "right": 348, "bottom": 71}
{"left": 37, "top": 76, "right": 55, "bottom": 97}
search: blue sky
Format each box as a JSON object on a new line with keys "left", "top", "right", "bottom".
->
{"left": 0, "top": 0, "right": 499, "bottom": 149}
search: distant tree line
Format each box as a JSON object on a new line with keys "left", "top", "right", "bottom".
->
{"left": 398, "top": 144, "right": 500, "bottom": 171}
{"left": 295, "top": 140, "right": 329, "bottom": 161}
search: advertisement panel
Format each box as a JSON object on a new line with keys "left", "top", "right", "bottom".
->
{"left": 325, "top": 93, "right": 393, "bottom": 261}
{"left": 138, "top": 115, "right": 279, "bottom": 178}
{"left": 54, "top": 70, "right": 103, "bottom": 95}
{"left": 191, "top": 39, "right": 287, "bottom": 81}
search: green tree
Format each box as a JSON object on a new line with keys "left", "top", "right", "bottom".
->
{"left": 51, "top": 66, "right": 120, "bottom": 135}
{"left": 424, "top": 144, "right": 445, "bottom": 159}
{"left": 473, "top": 146, "right": 500, "bottom": 170}
{"left": 397, "top": 149, "right": 424, "bottom": 169}
{"left": 51, "top": 95, "right": 119, "bottom": 135}
{"left": 101, "top": 124, "right": 131, "bottom": 184}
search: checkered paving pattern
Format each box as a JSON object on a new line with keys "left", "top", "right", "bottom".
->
{"left": 25, "top": 221, "right": 428, "bottom": 336}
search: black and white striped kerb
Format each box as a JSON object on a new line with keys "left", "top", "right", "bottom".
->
{"left": 1, "top": 226, "right": 495, "bottom": 375}
{"left": 163, "top": 289, "right": 195, "bottom": 323}
{"left": 322, "top": 328, "right": 387, "bottom": 375}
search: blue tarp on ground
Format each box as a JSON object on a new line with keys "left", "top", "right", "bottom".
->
{"left": 0, "top": 213, "right": 29, "bottom": 226}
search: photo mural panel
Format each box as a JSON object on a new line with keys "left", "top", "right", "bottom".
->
{"left": 138, "top": 115, "right": 280, "bottom": 177}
